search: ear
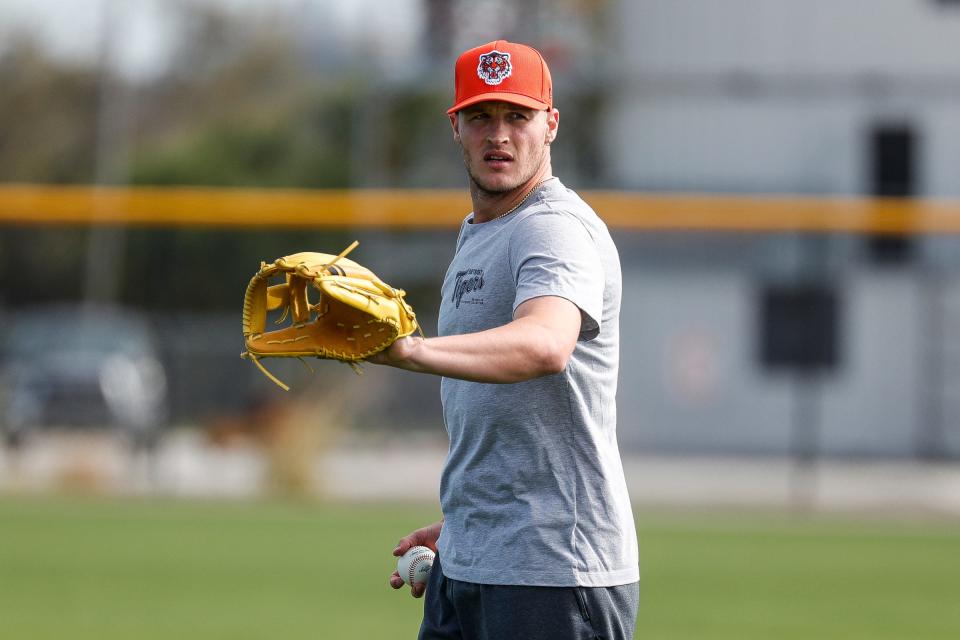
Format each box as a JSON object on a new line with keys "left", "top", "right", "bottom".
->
{"left": 545, "top": 108, "right": 559, "bottom": 145}
{"left": 449, "top": 113, "right": 461, "bottom": 143}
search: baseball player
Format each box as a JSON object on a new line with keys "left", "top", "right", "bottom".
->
{"left": 372, "top": 40, "right": 639, "bottom": 639}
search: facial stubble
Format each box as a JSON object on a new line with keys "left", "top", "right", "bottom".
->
{"left": 459, "top": 139, "right": 549, "bottom": 197}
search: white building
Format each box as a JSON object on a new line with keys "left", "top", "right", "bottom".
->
{"left": 607, "top": 0, "right": 960, "bottom": 196}
{"left": 605, "top": 1, "right": 960, "bottom": 459}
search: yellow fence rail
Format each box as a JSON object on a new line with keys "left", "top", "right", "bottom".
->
{"left": 2, "top": 184, "right": 960, "bottom": 234}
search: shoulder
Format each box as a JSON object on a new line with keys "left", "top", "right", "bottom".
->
{"left": 511, "top": 208, "right": 599, "bottom": 249}
{"left": 506, "top": 208, "right": 604, "bottom": 271}
{"left": 540, "top": 178, "right": 598, "bottom": 216}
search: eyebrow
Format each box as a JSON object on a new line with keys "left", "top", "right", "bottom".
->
{"left": 463, "top": 105, "right": 536, "bottom": 116}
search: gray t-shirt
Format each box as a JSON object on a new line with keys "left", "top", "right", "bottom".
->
{"left": 436, "top": 177, "right": 639, "bottom": 587}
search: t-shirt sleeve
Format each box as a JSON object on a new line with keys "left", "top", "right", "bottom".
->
{"left": 509, "top": 211, "right": 604, "bottom": 339}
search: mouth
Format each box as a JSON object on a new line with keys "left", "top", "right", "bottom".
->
{"left": 483, "top": 151, "right": 514, "bottom": 169}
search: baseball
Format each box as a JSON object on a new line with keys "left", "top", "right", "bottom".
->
{"left": 397, "top": 546, "right": 435, "bottom": 586}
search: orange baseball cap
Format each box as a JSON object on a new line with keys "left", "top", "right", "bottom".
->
{"left": 447, "top": 40, "right": 553, "bottom": 115}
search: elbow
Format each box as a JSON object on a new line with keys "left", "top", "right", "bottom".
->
{"left": 505, "top": 316, "right": 579, "bottom": 381}
{"left": 542, "top": 346, "right": 571, "bottom": 376}
{"left": 529, "top": 338, "right": 573, "bottom": 377}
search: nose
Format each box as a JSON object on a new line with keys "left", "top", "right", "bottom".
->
{"left": 485, "top": 119, "right": 509, "bottom": 146}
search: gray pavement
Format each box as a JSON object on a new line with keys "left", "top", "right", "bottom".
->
{"left": 2, "top": 430, "right": 959, "bottom": 517}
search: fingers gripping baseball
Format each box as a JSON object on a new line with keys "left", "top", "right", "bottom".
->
{"left": 390, "top": 520, "right": 442, "bottom": 598}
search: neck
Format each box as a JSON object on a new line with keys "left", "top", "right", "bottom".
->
{"left": 471, "top": 169, "right": 553, "bottom": 224}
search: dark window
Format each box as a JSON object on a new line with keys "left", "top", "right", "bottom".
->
{"left": 865, "top": 123, "right": 918, "bottom": 264}
{"left": 871, "top": 124, "right": 915, "bottom": 197}
{"left": 759, "top": 285, "right": 841, "bottom": 373}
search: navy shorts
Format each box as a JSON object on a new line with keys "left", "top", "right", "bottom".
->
{"left": 418, "top": 555, "right": 639, "bottom": 640}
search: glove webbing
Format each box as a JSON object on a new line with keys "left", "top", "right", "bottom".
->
{"left": 242, "top": 240, "right": 362, "bottom": 391}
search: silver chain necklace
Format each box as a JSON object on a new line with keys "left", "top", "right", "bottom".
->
{"left": 486, "top": 178, "right": 548, "bottom": 222}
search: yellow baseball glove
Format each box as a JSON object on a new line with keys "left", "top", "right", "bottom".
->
{"left": 242, "top": 241, "right": 419, "bottom": 390}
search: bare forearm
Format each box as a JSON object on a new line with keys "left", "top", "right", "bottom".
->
{"left": 370, "top": 296, "right": 582, "bottom": 383}
{"left": 382, "top": 318, "right": 569, "bottom": 383}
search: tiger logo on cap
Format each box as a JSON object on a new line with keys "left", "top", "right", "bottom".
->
{"left": 477, "top": 50, "right": 512, "bottom": 86}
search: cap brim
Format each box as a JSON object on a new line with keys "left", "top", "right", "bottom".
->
{"left": 447, "top": 92, "right": 550, "bottom": 115}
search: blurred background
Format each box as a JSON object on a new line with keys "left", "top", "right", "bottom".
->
{"left": 1, "top": 1, "right": 959, "bottom": 638}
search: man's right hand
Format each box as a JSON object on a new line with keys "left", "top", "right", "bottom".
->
{"left": 389, "top": 520, "right": 443, "bottom": 598}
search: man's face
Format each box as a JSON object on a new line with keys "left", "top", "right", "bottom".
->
{"left": 449, "top": 101, "right": 559, "bottom": 195}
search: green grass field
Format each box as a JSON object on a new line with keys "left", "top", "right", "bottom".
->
{"left": 1, "top": 497, "right": 958, "bottom": 639}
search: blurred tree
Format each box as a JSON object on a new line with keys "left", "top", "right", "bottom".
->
{"left": 130, "top": 97, "right": 353, "bottom": 187}
{"left": 0, "top": 5, "right": 369, "bottom": 310}
{"left": 0, "top": 38, "right": 100, "bottom": 183}
{"left": 129, "top": 4, "right": 350, "bottom": 187}
{"left": 0, "top": 0, "right": 607, "bottom": 312}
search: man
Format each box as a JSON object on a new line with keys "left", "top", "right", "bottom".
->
{"left": 372, "top": 40, "right": 639, "bottom": 639}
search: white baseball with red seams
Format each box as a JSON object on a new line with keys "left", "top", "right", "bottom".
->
{"left": 397, "top": 546, "right": 435, "bottom": 586}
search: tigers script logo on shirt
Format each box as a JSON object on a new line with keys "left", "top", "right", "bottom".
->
{"left": 452, "top": 268, "right": 485, "bottom": 308}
